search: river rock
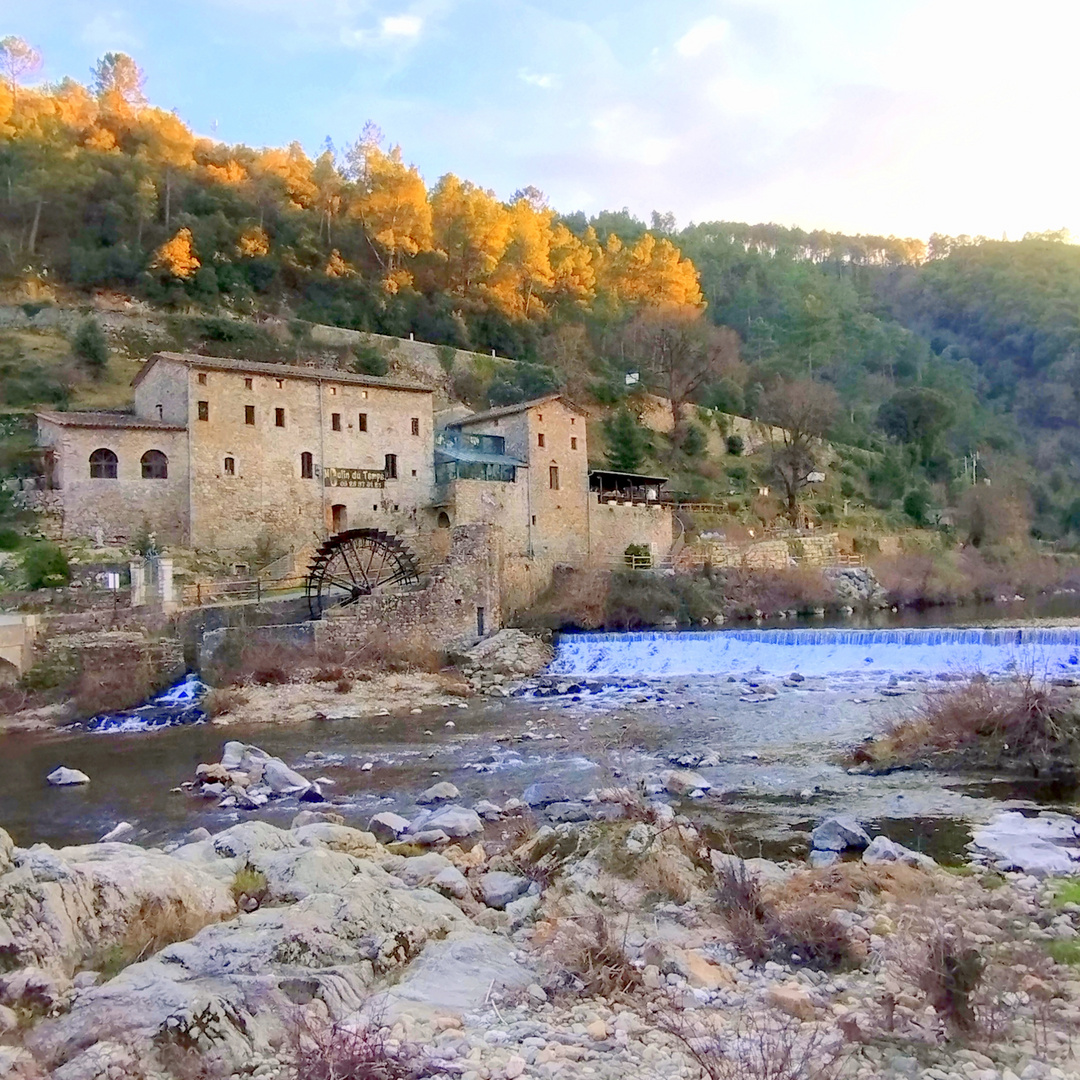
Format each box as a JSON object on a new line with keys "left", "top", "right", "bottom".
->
{"left": 473, "top": 800, "right": 503, "bottom": 821}
{"left": 418, "top": 781, "right": 460, "bottom": 804}
{"left": 292, "top": 823, "right": 380, "bottom": 859}
{"left": 212, "top": 820, "right": 301, "bottom": 860}
{"left": 811, "top": 815, "right": 871, "bottom": 852}
{"left": 432, "top": 865, "right": 470, "bottom": 899}
{"left": 368, "top": 812, "right": 411, "bottom": 842}
{"left": 479, "top": 871, "right": 529, "bottom": 909}
{"left": 411, "top": 830, "right": 451, "bottom": 847}
{"left": 46, "top": 767, "right": 90, "bottom": 787}
{"left": 292, "top": 810, "right": 345, "bottom": 829}
{"left": 970, "top": 811, "right": 1080, "bottom": 877}
{"left": 396, "top": 853, "right": 454, "bottom": 888}
{"left": 523, "top": 781, "right": 573, "bottom": 807}
{"left": 0, "top": 828, "right": 13, "bottom": 874}
{"left": 862, "top": 834, "right": 936, "bottom": 871}
{"left": 769, "top": 983, "right": 816, "bottom": 1020}
{"left": 545, "top": 801, "right": 591, "bottom": 823}
{"left": 424, "top": 805, "right": 483, "bottom": 839}
{"left": 98, "top": 822, "right": 134, "bottom": 843}
{"left": 219, "top": 740, "right": 247, "bottom": 770}
{"left": 665, "top": 770, "right": 711, "bottom": 796}
{"left": 261, "top": 758, "right": 311, "bottom": 795}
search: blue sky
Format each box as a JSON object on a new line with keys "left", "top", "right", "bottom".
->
{"left": 9, "top": 0, "right": 1079, "bottom": 239}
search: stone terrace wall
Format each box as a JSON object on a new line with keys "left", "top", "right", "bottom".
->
{"left": 677, "top": 532, "right": 841, "bottom": 571}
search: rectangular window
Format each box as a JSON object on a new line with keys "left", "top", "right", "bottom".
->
{"left": 570, "top": 437, "right": 577, "bottom": 450}
{"left": 331, "top": 412, "right": 341, "bottom": 431}
{"left": 275, "top": 408, "right": 285, "bottom": 427}
{"left": 245, "top": 405, "right": 255, "bottom": 425}
{"left": 197, "top": 373, "right": 207, "bottom": 385}
{"left": 244, "top": 378, "right": 253, "bottom": 390}
{"left": 384, "top": 453, "right": 398, "bottom": 479}
{"left": 411, "top": 417, "right": 420, "bottom": 436}
{"left": 276, "top": 378, "right": 284, "bottom": 389}
{"left": 549, "top": 466, "right": 559, "bottom": 490}
{"left": 537, "top": 433, "right": 545, "bottom": 448}
{"left": 329, "top": 386, "right": 337, "bottom": 396}
{"left": 224, "top": 456, "right": 235, "bottom": 476}
{"left": 198, "top": 400, "right": 209, "bottom": 421}
{"left": 358, "top": 413, "right": 368, "bottom": 431}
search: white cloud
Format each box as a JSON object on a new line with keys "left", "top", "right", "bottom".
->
{"left": 674, "top": 15, "right": 729, "bottom": 58}
{"left": 519, "top": 69, "right": 556, "bottom": 89}
{"left": 381, "top": 14, "right": 423, "bottom": 38}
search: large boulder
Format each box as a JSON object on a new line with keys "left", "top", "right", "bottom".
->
{"left": 292, "top": 823, "right": 380, "bottom": 859}
{"left": 418, "top": 782, "right": 460, "bottom": 805}
{"left": 368, "top": 812, "right": 411, "bottom": 843}
{"left": 478, "top": 872, "right": 529, "bottom": 910}
{"left": 261, "top": 758, "right": 311, "bottom": 795}
{"left": 664, "top": 770, "right": 711, "bottom": 797}
{"left": 0, "top": 842, "right": 234, "bottom": 984}
{"left": 862, "top": 835, "right": 936, "bottom": 871}
{"left": 811, "top": 815, "right": 871, "bottom": 852}
{"left": 46, "top": 767, "right": 90, "bottom": 787}
{"left": 970, "top": 811, "right": 1080, "bottom": 877}
{"left": 424, "top": 805, "right": 483, "bottom": 839}
{"left": 27, "top": 866, "right": 474, "bottom": 1077}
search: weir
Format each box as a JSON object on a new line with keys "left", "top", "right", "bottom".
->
{"left": 548, "top": 626, "right": 1080, "bottom": 679}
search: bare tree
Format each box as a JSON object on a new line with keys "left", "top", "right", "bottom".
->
{"left": 622, "top": 307, "right": 741, "bottom": 433}
{"left": 758, "top": 379, "right": 839, "bottom": 525}
{"left": 0, "top": 36, "right": 42, "bottom": 103}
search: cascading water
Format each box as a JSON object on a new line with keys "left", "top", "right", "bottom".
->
{"left": 77, "top": 673, "right": 208, "bottom": 733}
{"left": 548, "top": 626, "right": 1080, "bottom": 679}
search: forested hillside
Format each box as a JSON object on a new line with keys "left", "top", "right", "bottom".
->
{"left": 1, "top": 40, "right": 1078, "bottom": 545}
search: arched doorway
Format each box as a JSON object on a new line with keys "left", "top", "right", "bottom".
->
{"left": 331, "top": 504, "right": 347, "bottom": 533}
{"left": 437, "top": 511, "right": 451, "bottom": 528}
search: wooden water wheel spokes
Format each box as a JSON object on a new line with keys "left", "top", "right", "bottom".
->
{"left": 305, "top": 528, "right": 420, "bottom": 617}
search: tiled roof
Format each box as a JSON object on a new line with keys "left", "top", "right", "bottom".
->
{"left": 448, "top": 393, "right": 585, "bottom": 426}
{"left": 36, "top": 410, "right": 187, "bottom": 431}
{"left": 134, "top": 351, "right": 433, "bottom": 393}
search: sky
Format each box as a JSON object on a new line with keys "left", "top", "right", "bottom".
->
{"left": 8, "top": 0, "right": 1080, "bottom": 240}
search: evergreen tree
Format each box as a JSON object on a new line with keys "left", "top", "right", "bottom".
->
{"left": 72, "top": 317, "right": 108, "bottom": 377}
{"left": 604, "top": 408, "right": 650, "bottom": 472}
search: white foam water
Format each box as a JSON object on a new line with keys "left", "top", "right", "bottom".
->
{"left": 83, "top": 673, "right": 208, "bottom": 733}
{"left": 548, "top": 627, "right": 1080, "bottom": 679}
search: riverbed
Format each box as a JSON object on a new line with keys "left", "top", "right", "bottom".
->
{"left": 3, "top": 619, "right": 1078, "bottom": 863}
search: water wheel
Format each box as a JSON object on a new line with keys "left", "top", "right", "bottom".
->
{"left": 305, "top": 528, "right": 420, "bottom": 617}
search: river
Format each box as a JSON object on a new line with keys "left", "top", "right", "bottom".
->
{"left": 3, "top": 613, "right": 1079, "bottom": 862}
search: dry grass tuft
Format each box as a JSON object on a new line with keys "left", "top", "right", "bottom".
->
{"left": 715, "top": 860, "right": 859, "bottom": 971}
{"left": 656, "top": 1005, "right": 846, "bottom": 1080}
{"left": 88, "top": 898, "right": 224, "bottom": 980}
{"left": 285, "top": 1011, "right": 429, "bottom": 1080}
{"left": 544, "top": 913, "right": 643, "bottom": 999}
{"left": 201, "top": 687, "right": 248, "bottom": 719}
{"left": 852, "top": 674, "right": 1079, "bottom": 775}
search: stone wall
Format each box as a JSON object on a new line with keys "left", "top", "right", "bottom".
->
{"left": 35, "top": 418, "right": 189, "bottom": 545}
{"left": 151, "top": 356, "right": 436, "bottom": 552}
{"left": 587, "top": 497, "right": 674, "bottom": 564}
{"left": 677, "top": 532, "right": 842, "bottom": 570}
{"left": 315, "top": 524, "right": 504, "bottom": 653}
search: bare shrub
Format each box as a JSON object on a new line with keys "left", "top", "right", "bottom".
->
{"left": 657, "top": 1005, "right": 845, "bottom": 1080}
{"left": 334, "top": 678, "right": 353, "bottom": 694}
{"left": 545, "top": 913, "right": 643, "bottom": 998}
{"left": 853, "top": 674, "right": 1078, "bottom": 773}
{"left": 284, "top": 1011, "right": 429, "bottom": 1080}
{"left": 201, "top": 688, "right": 248, "bottom": 719}
{"left": 888, "top": 912, "right": 985, "bottom": 1037}
{"left": 715, "top": 860, "right": 857, "bottom": 971}
{"left": 74, "top": 650, "right": 162, "bottom": 716}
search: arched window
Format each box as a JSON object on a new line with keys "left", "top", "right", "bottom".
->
{"left": 89, "top": 448, "right": 118, "bottom": 479}
{"left": 301, "top": 452, "right": 314, "bottom": 479}
{"left": 224, "top": 456, "right": 235, "bottom": 476}
{"left": 140, "top": 449, "right": 168, "bottom": 479}
{"left": 437, "top": 511, "right": 451, "bottom": 529}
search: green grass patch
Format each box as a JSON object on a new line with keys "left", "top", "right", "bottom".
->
{"left": 1052, "top": 877, "right": 1080, "bottom": 907}
{"left": 1045, "top": 939, "right": 1080, "bottom": 966}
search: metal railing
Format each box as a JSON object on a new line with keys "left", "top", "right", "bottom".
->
{"left": 183, "top": 578, "right": 262, "bottom": 607}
